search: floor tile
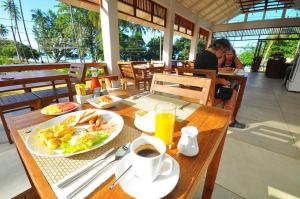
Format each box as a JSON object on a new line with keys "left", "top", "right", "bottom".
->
{"left": 0, "top": 148, "right": 31, "bottom": 199}
{"left": 230, "top": 116, "right": 299, "bottom": 159}
{"left": 217, "top": 138, "right": 300, "bottom": 199}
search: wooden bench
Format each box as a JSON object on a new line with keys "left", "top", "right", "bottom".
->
{"left": 0, "top": 92, "right": 42, "bottom": 143}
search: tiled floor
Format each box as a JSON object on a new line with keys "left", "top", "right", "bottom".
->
{"left": 1, "top": 72, "right": 300, "bottom": 199}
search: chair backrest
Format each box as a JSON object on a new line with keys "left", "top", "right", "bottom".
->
{"left": 150, "top": 73, "right": 211, "bottom": 105}
{"left": 151, "top": 61, "right": 165, "bottom": 67}
{"left": 84, "top": 62, "right": 109, "bottom": 75}
{"left": 175, "top": 68, "right": 216, "bottom": 106}
{"left": 69, "top": 63, "right": 87, "bottom": 83}
{"left": 118, "top": 61, "right": 136, "bottom": 80}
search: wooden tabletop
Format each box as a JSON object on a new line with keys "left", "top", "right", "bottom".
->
{"left": 0, "top": 70, "right": 69, "bottom": 87}
{"left": 7, "top": 89, "right": 230, "bottom": 199}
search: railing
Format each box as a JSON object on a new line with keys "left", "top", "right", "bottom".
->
{"left": 0, "top": 63, "right": 108, "bottom": 73}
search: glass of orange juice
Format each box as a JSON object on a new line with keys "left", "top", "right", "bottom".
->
{"left": 155, "top": 103, "right": 176, "bottom": 148}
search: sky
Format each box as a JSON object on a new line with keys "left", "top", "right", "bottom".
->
{"left": 0, "top": 0, "right": 59, "bottom": 49}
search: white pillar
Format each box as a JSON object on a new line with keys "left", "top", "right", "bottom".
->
{"left": 162, "top": 1, "right": 175, "bottom": 68}
{"left": 189, "top": 21, "right": 199, "bottom": 61}
{"left": 100, "top": 0, "right": 120, "bottom": 75}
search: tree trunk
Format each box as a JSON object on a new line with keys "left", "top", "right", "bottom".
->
{"left": 18, "top": 0, "right": 37, "bottom": 63}
{"left": 10, "top": 25, "right": 21, "bottom": 62}
{"left": 261, "top": 41, "right": 274, "bottom": 67}
{"left": 14, "top": 16, "right": 28, "bottom": 63}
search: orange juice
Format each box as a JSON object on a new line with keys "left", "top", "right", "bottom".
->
{"left": 155, "top": 112, "right": 175, "bottom": 145}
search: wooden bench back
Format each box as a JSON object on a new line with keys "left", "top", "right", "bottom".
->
{"left": 175, "top": 68, "right": 216, "bottom": 106}
{"left": 150, "top": 73, "right": 211, "bottom": 105}
{"left": 69, "top": 63, "right": 87, "bottom": 84}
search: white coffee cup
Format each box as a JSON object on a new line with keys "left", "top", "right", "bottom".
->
{"left": 130, "top": 135, "right": 173, "bottom": 183}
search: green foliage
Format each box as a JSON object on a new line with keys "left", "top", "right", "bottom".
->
{"left": 146, "top": 37, "right": 163, "bottom": 60}
{"left": 0, "top": 24, "right": 8, "bottom": 38}
{"left": 267, "top": 35, "right": 299, "bottom": 59}
{"left": 239, "top": 47, "right": 255, "bottom": 66}
{"left": 172, "top": 37, "right": 191, "bottom": 60}
{"left": 0, "top": 39, "right": 40, "bottom": 64}
{"left": 197, "top": 39, "right": 206, "bottom": 54}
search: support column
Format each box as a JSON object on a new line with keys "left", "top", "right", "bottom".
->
{"left": 100, "top": 0, "right": 120, "bottom": 75}
{"left": 162, "top": 1, "right": 175, "bottom": 68}
{"left": 189, "top": 21, "right": 200, "bottom": 61}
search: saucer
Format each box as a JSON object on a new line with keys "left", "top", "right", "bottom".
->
{"left": 134, "top": 111, "right": 155, "bottom": 133}
{"left": 115, "top": 154, "right": 180, "bottom": 199}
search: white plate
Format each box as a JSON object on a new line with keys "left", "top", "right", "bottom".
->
{"left": 115, "top": 154, "right": 180, "bottom": 199}
{"left": 134, "top": 111, "right": 155, "bottom": 133}
{"left": 41, "top": 102, "right": 79, "bottom": 116}
{"left": 87, "top": 95, "right": 123, "bottom": 109}
{"left": 26, "top": 110, "right": 124, "bottom": 157}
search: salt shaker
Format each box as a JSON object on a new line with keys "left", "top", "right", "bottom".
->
{"left": 177, "top": 126, "right": 199, "bottom": 157}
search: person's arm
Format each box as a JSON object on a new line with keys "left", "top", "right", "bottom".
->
{"left": 234, "top": 57, "right": 244, "bottom": 69}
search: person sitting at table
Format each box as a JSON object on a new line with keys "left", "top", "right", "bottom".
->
{"left": 194, "top": 38, "right": 246, "bottom": 129}
{"left": 218, "top": 47, "right": 244, "bottom": 90}
{"left": 218, "top": 48, "right": 243, "bottom": 70}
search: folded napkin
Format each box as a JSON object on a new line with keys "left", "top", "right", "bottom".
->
{"left": 52, "top": 153, "right": 118, "bottom": 199}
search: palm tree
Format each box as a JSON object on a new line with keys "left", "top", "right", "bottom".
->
{"left": 0, "top": 24, "right": 8, "bottom": 38}
{"left": 2, "top": 0, "right": 26, "bottom": 62}
{"left": 69, "top": 5, "right": 82, "bottom": 62}
{"left": 32, "top": 9, "right": 50, "bottom": 63}
{"left": 18, "top": 0, "right": 37, "bottom": 62}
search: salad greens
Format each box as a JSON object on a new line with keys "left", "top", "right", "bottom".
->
{"left": 60, "top": 131, "right": 109, "bottom": 154}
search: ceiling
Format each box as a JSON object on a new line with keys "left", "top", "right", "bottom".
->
{"left": 176, "top": 0, "right": 241, "bottom": 25}
{"left": 176, "top": 0, "right": 300, "bottom": 25}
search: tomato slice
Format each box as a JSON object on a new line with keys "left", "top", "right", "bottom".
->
{"left": 58, "top": 102, "right": 76, "bottom": 112}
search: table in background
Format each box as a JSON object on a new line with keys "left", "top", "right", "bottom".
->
{"left": 7, "top": 89, "right": 230, "bottom": 199}
{"left": 218, "top": 72, "right": 247, "bottom": 119}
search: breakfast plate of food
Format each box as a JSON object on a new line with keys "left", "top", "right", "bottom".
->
{"left": 26, "top": 109, "right": 124, "bottom": 157}
{"left": 87, "top": 95, "right": 123, "bottom": 109}
{"left": 41, "top": 102, "right": 79, "bottom": 115}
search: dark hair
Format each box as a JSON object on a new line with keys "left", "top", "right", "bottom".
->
{"left": 210, "top": 38, "right": 231, "bottom": 51}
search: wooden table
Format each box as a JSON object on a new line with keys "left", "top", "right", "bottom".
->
{"left": 0, "top": 70, "right": 73, "bottom": 94}
{"left": 7, "top": 89, "right": 230, "bottom": 199}
{"left": 218, "top": 72, "right": 247, "bottom": 119}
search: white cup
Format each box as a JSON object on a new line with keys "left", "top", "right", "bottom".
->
{"left": 130, "top": 135, "right": 173, "bottom": 183}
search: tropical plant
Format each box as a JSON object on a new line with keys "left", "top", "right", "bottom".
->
{"left": 0, "top": 24, "right": 8, "bottom": 38}
{"left": 172, "top": 37, "right": 191, "bottom": 60}
{"left": 2, "top": 0, "right": 28, "bottom": 62}
{"left": 18, "top": 0, "right": 37, "bottom": 62}
{"left": 2, "top": 0, "right": 22, "bottom": 61}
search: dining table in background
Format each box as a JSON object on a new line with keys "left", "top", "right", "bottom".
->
{"left": 217, "top": 71, "right": 247, "bottom": 119}
{"left": 7, "top": 88, "right": 230, "bottom": 199}
{"left": 0, "top": 70, "right": 73, "bottom": 98}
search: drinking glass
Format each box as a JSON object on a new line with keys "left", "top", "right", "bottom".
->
{"left": 155, "top": 103, "right": 176, "bottom": 148}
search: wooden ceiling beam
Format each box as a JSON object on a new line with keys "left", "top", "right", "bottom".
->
{"left": 204, "top": 1, "right": 236, "bottom": 21}
{"left": 208, "top": 6, "right": 239, "bottom": 24}
{"left": 197, "top": 0, "right": 226, "bottom": 15}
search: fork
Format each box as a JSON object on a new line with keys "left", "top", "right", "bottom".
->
{"left": 65, "top": 143, "right": 131, "bottom": 199}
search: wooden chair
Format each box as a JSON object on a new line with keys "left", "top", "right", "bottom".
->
{"left": 175, "top": 68, "right": 216, "bottom": 106}
{"left": 0, "top": 92, "right": 41, "bottom": 143}
{"left": 118, "top": 61, "right": 152, "bottom": 90}
{"left": 31, "top": 63, "right": 84, "bottom": 106}
{"left": 150, "top": 73, "right": 211, "bottom": 105}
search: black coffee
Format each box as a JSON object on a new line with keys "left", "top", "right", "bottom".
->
{"left": 135, "top": 144, "right": 160, "bottom": 158}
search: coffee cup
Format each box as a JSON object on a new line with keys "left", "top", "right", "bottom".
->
{"left": 130, "top": 135, "right": 173, "bottom": 183}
